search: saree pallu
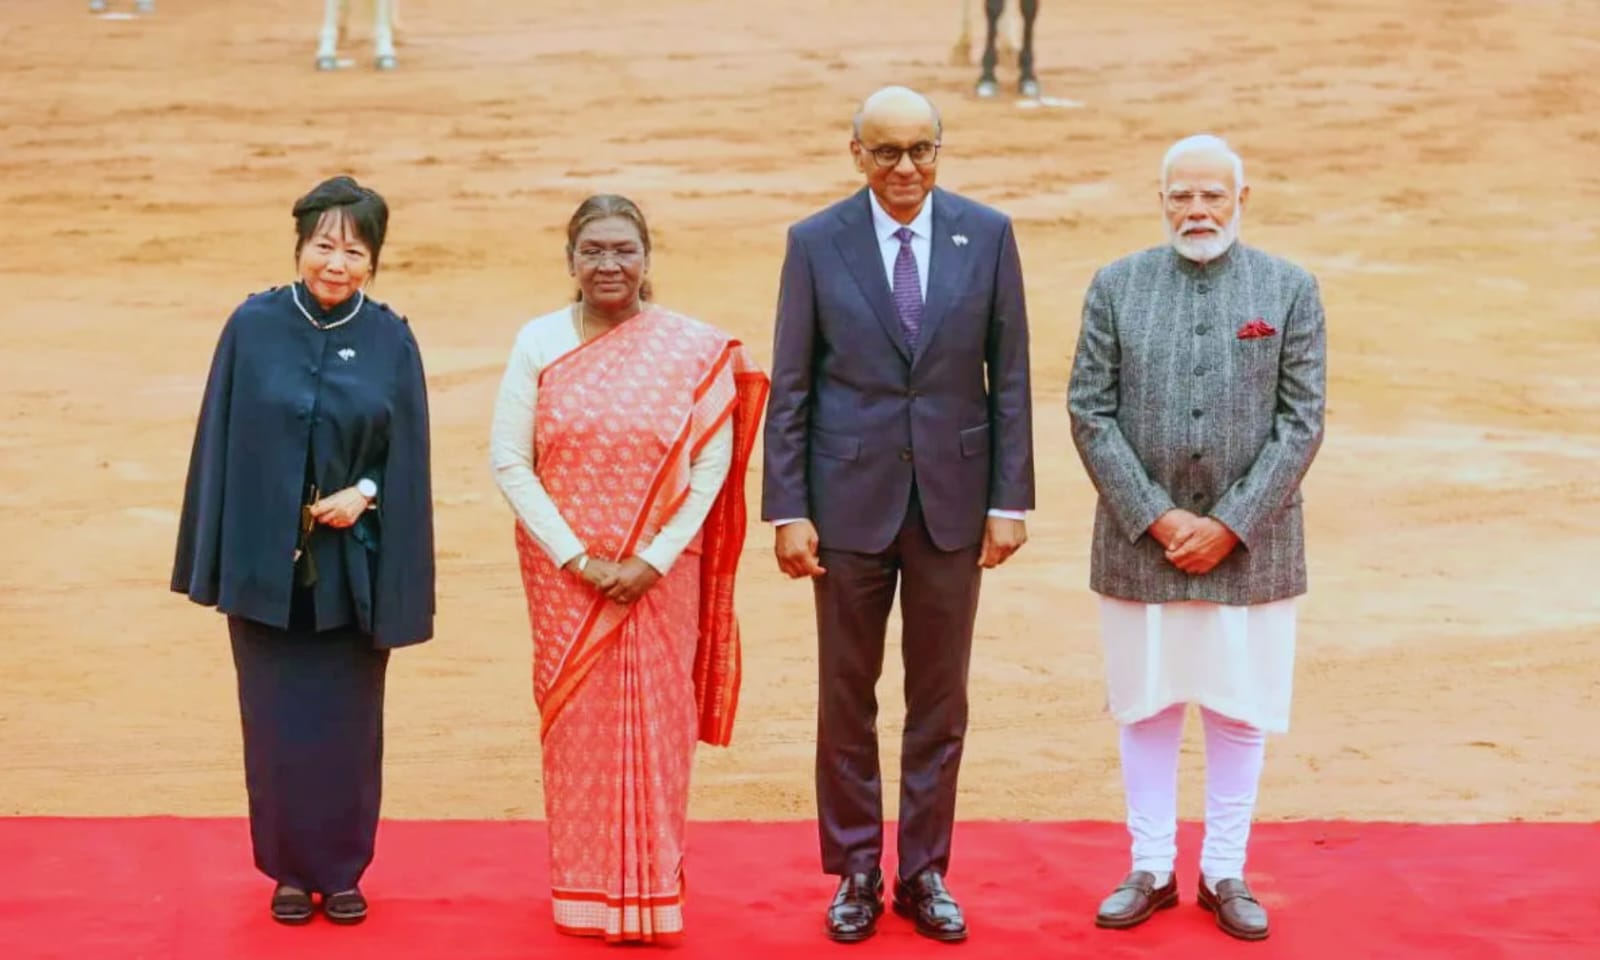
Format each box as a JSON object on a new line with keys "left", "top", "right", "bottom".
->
{"left": 514, "top": 307, "right": 767, "bottom": 943}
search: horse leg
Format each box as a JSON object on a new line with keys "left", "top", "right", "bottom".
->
{"left": 997, "top": 5, "right": 1020, "bottom": 68}
{"left": 976, "top": 0, "right": 1004, "bottom": 97}
{"left": 1018, "top": 0, "right": 1040, "bottom": 97}
{"left": 374, "top": 0, "right": 397, "bottom": 69}
{"left": 950, "top": 0, "right": 973, "bottom": 66}
{"left": 317, "top": 0, "right": 341, "bottom": 70}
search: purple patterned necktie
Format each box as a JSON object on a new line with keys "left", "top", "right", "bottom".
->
{"left": 891, "top": 226, "right": 923, "bottom": 349}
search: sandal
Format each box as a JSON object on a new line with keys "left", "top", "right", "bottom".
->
{"left": 323, "top": 887, "right": 368, "bottom": 925}
{"left": 270, "top": 884, "right": 314, "bottom": 925}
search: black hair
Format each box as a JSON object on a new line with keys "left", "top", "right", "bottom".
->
{"left": 292, "top": 175, "right": 389, "bottom": 276}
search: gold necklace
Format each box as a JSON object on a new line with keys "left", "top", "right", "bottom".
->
{"left": 572, "top": 303, "right": 592, "bottom": 343}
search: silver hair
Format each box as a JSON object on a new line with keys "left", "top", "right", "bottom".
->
{"left": 1161, "top": 134, "right": 1245, "bottom": 189}
{"left": 852, "top": 86, "right": 942, "bottom": 140}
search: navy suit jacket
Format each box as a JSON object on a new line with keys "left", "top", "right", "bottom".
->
{"left": 762, "top": 187, "right": 1034, "bottom": 553}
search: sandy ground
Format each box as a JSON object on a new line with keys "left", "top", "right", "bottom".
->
{"left": 1, "top": 0, "right": 1597, "bottom": 827}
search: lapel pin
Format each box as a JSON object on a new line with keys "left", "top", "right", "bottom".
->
{"left": 952, "top": 234, "right": 969, "bottom": 247}
{"left": 338, "top": 348, "right": 356, "bottom": 361}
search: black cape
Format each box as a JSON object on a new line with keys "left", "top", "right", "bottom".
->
{"left": 172, "top": 283, "right": 435, "bottom": 648}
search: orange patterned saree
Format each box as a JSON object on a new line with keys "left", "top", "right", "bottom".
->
{"left": 513, "top": 307, "right": 767, "bottom": 942}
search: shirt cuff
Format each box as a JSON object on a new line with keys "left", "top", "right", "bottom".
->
{"left": 987, "top": 509, "right": 1027, "bottom": 521}
{"left": 771, "top": 517, "right": 808, "bottom": 527}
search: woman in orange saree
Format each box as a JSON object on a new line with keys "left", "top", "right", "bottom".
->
{"left": 490, "top": 195, "right": 768, "bottom": 943}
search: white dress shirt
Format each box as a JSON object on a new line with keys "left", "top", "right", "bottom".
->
{"left": 774, "top": 192, "right": 1024, "bottom": 527}
{"left": 490, "top": 307, "right": 733, "bottom": 574}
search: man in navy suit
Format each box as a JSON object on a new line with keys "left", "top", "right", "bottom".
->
{"left": 762, "top": 85, "right": 1035, "bottom": 943}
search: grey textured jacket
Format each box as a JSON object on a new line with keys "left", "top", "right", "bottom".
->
{"left": 1067, "top": 243, "right": 1326, "bottom": 605}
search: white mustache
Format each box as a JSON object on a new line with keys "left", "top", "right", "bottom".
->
{"left": 1180, "top": 220, "right": 1221, "bottom": 235}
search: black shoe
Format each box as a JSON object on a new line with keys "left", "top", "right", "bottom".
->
{"left": 323, "top": 887, "right": 368, "bottom": 925}
{"left": 825, "top": 869, "right": 884, "bottom": 943}
{"left": 892, "top": 869, "right": 968, "bottom": 942}
{"left": 269, "top": 884, "right": 313, "bottom": 925}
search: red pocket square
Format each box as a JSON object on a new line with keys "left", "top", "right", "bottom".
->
{"left": 1237, "top": 318, "right": 1278, "bottom": 340}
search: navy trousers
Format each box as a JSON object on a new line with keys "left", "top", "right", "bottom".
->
{"left": 228, "top": 605, "right": 388, "bottom": 894}
{"left": 813, "top": 488, "right": 984, "bottom": 880}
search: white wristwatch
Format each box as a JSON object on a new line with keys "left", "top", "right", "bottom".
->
{"left": 356, "top": 477, "right": 378, "bottom": 501}
{"left": 574, "top": 554, "right": 590, "bottom": 573}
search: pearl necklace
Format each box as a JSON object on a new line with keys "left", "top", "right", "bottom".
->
{"left": 292, "top": 284, "right": 365, "bottom": 331}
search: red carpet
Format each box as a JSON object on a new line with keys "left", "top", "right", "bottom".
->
{"left": 2, "top": 818, "right": 1595, "bottom": 959}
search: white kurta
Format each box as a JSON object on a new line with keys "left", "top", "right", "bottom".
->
{"left": 1097, "top": 596, "right": 1297, "bottom": 734}
{"left": 488, "top": 306, "right": 734, "bottom": 575}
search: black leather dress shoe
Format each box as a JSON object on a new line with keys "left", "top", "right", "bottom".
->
{"left": 826, "top": 869, "right": 884, "bottom": 943}
{"left": 1095, "top": 871, "right": 1178, "bottom": 929}
{"left": 1197, "top": 876, "right": 1270, "bottom": 940}
{"left": 892, "top": 869, "right": 968, "bottom": 942}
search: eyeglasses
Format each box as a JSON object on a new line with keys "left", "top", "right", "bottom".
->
{"left": 859, "top": 140, "right": 940, "bottom": 168}
{"left": 574, "top": 245, "right": 645, "bottom": 267}
{"left": 1163, "top": 190, "right": 1233, "bottom": 212}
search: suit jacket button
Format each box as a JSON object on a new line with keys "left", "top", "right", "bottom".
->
{"left": 1197, "top": 283, "right": 1210, "bottom": 294}
{"left": 900, "top": 448, "right": 913, "bottom": 462}
{"left": 1192, "top": 408, "right": 1203, "bottom": 418}
{"left": 1191, "top": 451, "right": 1203, "bottom": 461}
{"left": 1194, "top": 325, "right": 1210, "bottom": 335}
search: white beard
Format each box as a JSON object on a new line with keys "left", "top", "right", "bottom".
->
{"left": 1168, "top": 207, "right": 1241, "bottom": 263}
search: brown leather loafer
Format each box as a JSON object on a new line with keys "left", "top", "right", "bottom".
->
{"left": 825, "top": 869, "right": 884, "bottom": 943}
{"left": 1197, "top": 876, "right": 1270, "bottom": 940}
{"left": 1095, "top": 871, "right": 1178, "bottom": 929}
{"left": 892, "top": 869, "right": 967, "bottom": 943}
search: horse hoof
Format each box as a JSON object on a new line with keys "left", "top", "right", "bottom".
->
{"left": 1019, "top": 77, "right": 1041, "bottom": 99}
{"left": 975, "top": 78, "right": 1000, "bottom": 99}
{"left": 375, "top": 54, "right": 398, "bottom": 71}
{"left": 315, "top": 55, "right": 339, "bottom": 71}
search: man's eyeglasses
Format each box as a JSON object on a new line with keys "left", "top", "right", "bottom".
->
{"left": 574, "top": 245, "right": 645, "bottom": 267}
{"left": 1163, "top": 190, "right": 1233, "bottom": 212}
{"left": 859, "top": 140, "right": 940, "bottom": 168}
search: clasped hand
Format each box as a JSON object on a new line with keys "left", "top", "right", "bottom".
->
{"left": 1150, "top": 509, "right": 1239, "bottom": 576}
{"left": 308, "top": 486, "right": 371, "bottom": 529}
{"left": 566, "top": 555, "right": 660, "bottom": 605}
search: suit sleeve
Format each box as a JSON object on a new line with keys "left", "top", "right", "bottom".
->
{"left": 372, "top": 325, "right": 436, "bottom": 648}
{"left": 1209, "top": 273, "right": 1327, "bottom": 549}
{"left": 1067, "top": 270, "right": 1177, "bottom": 542}
{"left": 760, "top": 226, "right": 817, "bottom": 521}
{"left": 171, "top": 312, "right": 240, "bottom": 604}
{"left": 986, "top": 218, "right": 1035, "bottom": 511}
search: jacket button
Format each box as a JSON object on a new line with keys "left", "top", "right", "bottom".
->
{"left": 900, "top": 448, "right": 913, "bottom": 462}
{"left": 1193, "top": 365, "right": 1205, "bottom": 376}
{"left": 1191, "top": 451, "right": 1203, "bottom": 461}
{"left": 1194, "top": 325, "right": 1209, "bottom": 335}
{"left": 1192, "top": 492, "right": 1205, "bottom": 502}
{"left": 1192, "top": 408, "right": 1203, "bottom": 418}
{"left": 1197, "top": 283, "right": 1210, "bottom": 294}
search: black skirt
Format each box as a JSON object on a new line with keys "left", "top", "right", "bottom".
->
{"left": 228, "top": 599, "right": 389, "bottom": 893}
